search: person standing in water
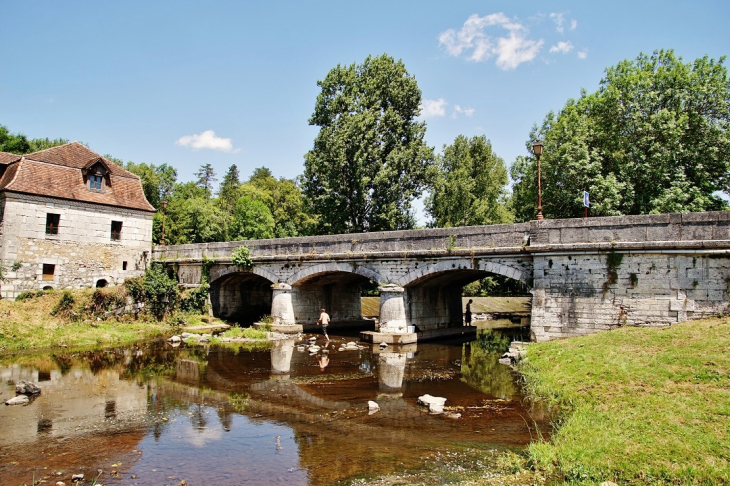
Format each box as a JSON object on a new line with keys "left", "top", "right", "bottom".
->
{"left": 465, "top": 299, "right": 473, "bottom": 326}
{"left": 317, "top": 308, "right": 331, "bottom": 341}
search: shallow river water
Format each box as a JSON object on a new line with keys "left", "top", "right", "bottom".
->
{"left": 0, "top": 329, "right": 544, "bottom": 485}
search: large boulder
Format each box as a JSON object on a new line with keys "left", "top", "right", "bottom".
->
{"left": 16, "top": 381, "right": 41, "bottom": 395}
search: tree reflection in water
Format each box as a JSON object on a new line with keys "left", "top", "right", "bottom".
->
{"left": 460, "top": 330, "right": 518, "bottom": 400}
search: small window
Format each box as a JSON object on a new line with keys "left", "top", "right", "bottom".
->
{"left": 111, "top": 221, "right": 122, "bottom": 240}
{"left": 42, "top": 264, "right": 55, "bottom": 281}
{"left": 122, "top": 261, "right": 128, "bottom": 271}
{"left": 46, "top": 214, "right": 60, "bottom": 235}
{"left": 89, "top": 174, "right": 103, "bottom": 190}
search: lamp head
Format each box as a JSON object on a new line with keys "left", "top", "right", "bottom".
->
{"left": 532, "top": 140, "right": 544, "bottom": 157}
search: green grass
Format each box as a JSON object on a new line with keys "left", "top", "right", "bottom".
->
{"left": 0, "top": 289, "right": 175, "bottom": 353}
{"left": 220, "top": 326, "right": 268, "bottom": 340}
{"left": 520, "top": 316, "right": 730, "bottom": 485}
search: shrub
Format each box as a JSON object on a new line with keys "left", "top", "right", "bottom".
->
{"left": 231, "top": 246, "right": 253, "bottom": 270}
{"left": 50, "top": 291, "right": 75, "bottom": 317}
{"left": 11, "top": 261, "right": 22, "bottom": 271}
{"left": 179, "top": 282, "right": 210, "bottom": 313}
{"left": 125, "top": 263, "right": 178, "bottom": 320}
{"left": 16, "top": 290, "right": 36, "bottom": 302}
{"left": 88, "top": 287, "right": 128, "bottom": 316}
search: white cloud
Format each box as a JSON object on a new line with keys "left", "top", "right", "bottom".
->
{"left": 453, "top": 105, "right": 476, "bottom": 118}
{"left": 550, "top": 41, "right": 574, "bottom": 54}
{"left": 439, "top": 13, "right": 543, "bottom": 70}
{"left": 421, "top": 98, "right": 448, "bottom": 118}
{"left": 570, "top": 19, "right": 578, "bottom": 30}
{"left": 549, "top": 12, "right": 566, "bottom": 33}
{"left": 577, "top": 49, "right": 588, "bottom": 59}
{"left": 176, "top": 130, "right": 237, "bottom": 152}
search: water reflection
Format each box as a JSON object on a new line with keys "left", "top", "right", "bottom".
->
{"left": 0, "top": 331, "right": 544, "bottom": 485}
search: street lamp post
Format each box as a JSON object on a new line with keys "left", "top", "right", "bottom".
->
{"left": 533, "top": 140, "right": 544, "bottom": 221}
{"left": 160, "top": 200, "right": 168, "bottom": 246}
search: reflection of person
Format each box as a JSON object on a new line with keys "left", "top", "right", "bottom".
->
{"left": 317, "top": 308, "right": 331, "bottom": 341}
{"left": 317, "top": 353, "right": 329, "bottom": 371}
{"left": 465, "top": 299, "right": 473, "bottom": 326}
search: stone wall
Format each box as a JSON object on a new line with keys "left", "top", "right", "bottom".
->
{"left": 531, "top": 251, "right": 730, "bottom": 341}
{"left": 0, "top": 193, "right": 153, "bottom": 299}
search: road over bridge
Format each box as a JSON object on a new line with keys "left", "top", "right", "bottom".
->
{"left": 153, "top": 211, "right": 730, "bottom": 342}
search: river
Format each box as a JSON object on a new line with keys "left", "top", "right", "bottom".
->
{"left": 0, "top": 328, "right": 544, "bottom": 485}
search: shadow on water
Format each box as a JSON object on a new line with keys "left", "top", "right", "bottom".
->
{"left": 0, "top": 328, "right": 545, "bottom": 485}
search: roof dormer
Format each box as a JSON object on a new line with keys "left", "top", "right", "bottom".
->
{"left": 82, "top": 158, "right": 112, "bottom": 192}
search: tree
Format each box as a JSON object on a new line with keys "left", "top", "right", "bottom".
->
{"left": 218, "top": 164, "right": 242, "bottom": 212}
{"left": 195, "top": 163, "right": 217, "bottom": 197}
{"left": 511, "top": 50, "right": 730, "bottom": 221}
{"left": 427, "top": 135, "right": 512, "bottom": 227}
{"left": 0, "top": 124, "right": 68, "bottom": 154}
{"left": 229, "top": 196, "right": 275, "bottom": 240}
{"left": 303, "top": 54, "right": 435, "bottom": 234}
{"left": 125, "top": 162, "right": 178, "bottom": 210}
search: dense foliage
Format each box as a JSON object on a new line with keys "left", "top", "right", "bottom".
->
{"left": 427, "top": 135, "right": 512, "bottom": 227}
{"left": 0, "top": 124, "right": 68, "bottom": 154}
{"left": 511, "top": 50, "right": 730, "bottom": 221}
{"left": 303, "top": 54, "right": 435, "bottom": 233}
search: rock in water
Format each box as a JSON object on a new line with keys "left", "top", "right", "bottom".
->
{"left": 168, "top": 335, "right": 181, "bottom": 343}
{"left": 71, "top": 474, "right": 84, "bottom": 481}
{"left": 16, "top": 381, "right": 41, "bottom": 395}
{"left": 379, "top": 342, "right": 388, "bottom": 348}
{"left": 417, "top": 394, "right": 447, "bottom": 413}
{"left": 368, "top": 401, "right": 380, "bottom": 414}
{"left": 6, "top": 395, "right": 29, "bottom": 405}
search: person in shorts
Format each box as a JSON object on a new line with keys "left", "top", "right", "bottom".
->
{"left": 317, "top": 308, "right": 330, "bottom": 341}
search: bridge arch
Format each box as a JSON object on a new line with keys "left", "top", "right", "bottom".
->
{"left": 400, "top": 258, "right": 531, "bottom": 331}
{"left": 209, "top": 266, "right": 276, "bottom": 325}
{"left": 397, "top": 258, "right": 528, "bottom": 287}
{"left": 287, "top": 262, "right": 385, "bottom": 286}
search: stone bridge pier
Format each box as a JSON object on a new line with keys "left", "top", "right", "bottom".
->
{"left": 157, "top": 211, "right": 730, "bottom": 343}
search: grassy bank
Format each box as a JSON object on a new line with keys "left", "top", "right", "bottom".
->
{"left": 0, "top": 288, "right": 188, "bottom": 353}
{"left": 520, "top": 316, "right": 730, "bottom": 484}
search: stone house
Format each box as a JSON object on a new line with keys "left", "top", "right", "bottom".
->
{"left": 0, "top": 142, "right": 155, "bottom": 299}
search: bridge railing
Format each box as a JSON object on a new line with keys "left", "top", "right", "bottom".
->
{"left": 152, "top": 211, "right": 730, "bottom": 262}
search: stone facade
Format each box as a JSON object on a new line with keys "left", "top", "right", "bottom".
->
{"left": 0, "top": 193, "right": 153, "bottom": 298}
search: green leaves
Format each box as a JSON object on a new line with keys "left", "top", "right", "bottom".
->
{"left": 427, "top": 135, "right": 512, "bottom": 227}
{"left": 512, "top": 49, "right": 730, "bottom": 221}
{"left": 303, "top": 54, "right": 435, "bottom": 233}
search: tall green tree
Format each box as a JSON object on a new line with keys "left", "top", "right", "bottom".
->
{"left": 218, "top": 164, "right": 242, "bottom": 212}
{"left": 303, "top": 54, "right": 435, "bottom": 234}
{"left": 427, "top": 135, "right": 512, "bottom": 227}
{"left": 511, "top": 50, "right": 730, "bottom": 222}
{"left": 126, "top": 162, "right": 178, "bottom": 209}
{"left": 195, "top": 163, "right": 217, "bottom": 198}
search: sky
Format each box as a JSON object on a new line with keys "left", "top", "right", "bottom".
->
{"left": 3, "top": 1, "right": 730, "bottom": 220}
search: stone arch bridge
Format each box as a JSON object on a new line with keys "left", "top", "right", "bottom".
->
{"left": 153, "top": 211, "right": 730, "bottom": 342}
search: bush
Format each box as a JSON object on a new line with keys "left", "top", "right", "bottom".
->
{"left": 50, "top": 291, "right": 75, "bottom": 317}
{"left": 88, "top": 287, "right": 128, "bottom": 316}
{"left": 125, "top": 263, "right": 178, "bottom": 320}
{"left": 179, "top": 282, "right": 210, "bottom": 313}
{"left": 16, "top": 290, "right": 36, "bottom": 302}
{"left": 231, "top": 246, "right": 253, "bottom": 270}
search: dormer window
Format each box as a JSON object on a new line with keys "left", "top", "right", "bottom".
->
{"left": 90, "top": 174, "right": 103, "bottom": 190}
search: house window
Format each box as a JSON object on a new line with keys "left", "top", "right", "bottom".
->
{"left": 89, "top": 174, "right": 103, "bottom": 190}
{"left": 42, "top": 264, "right": 55, "bottom": 281}
{"left": 111, "top": 221, "right": 123, "bottom": 240}
{"left": 122, "top": 261, "right": 128, "bottom": 271}
{"left": 45, "top": 214, "right": 60, "bottom": 235}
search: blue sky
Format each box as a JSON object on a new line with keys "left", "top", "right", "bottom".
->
{"left": 3, "top": 1, "right": 729, "bottom": 216}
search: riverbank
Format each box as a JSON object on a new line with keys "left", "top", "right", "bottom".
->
{"left": 0, "top": 288, "right": 215, "bottom": 353}
{"left": 520, "top": 315, "right": 730, "bottom": 485}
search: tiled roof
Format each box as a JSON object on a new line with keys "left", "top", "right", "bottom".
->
{"left": 0, "top": 143, "right": 156, "bottom": 212}
{"left": 25, "top": 142, "right": 140, "bottom": 178}
{"left": 0, "top": 152, "right": 21, "bottom": 165}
